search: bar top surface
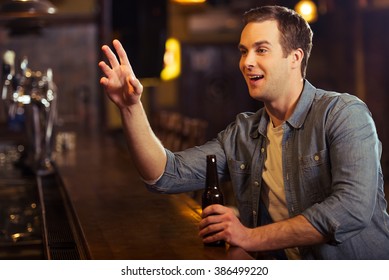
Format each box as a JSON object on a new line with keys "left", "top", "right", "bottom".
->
{"left": 54, "top": 131, "right": 252, "bottom": 260}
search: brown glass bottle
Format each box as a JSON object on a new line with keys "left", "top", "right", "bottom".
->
{"left": 202, "top": 154, "right": 225, "bottom": 247}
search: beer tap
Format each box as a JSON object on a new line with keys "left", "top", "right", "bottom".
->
{"left": 1, "top": 51, "right": 57, "bottom": 175}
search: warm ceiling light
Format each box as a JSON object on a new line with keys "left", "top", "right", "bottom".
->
{"left": 295, "top": 0, "right": 318, "bottom": 23}
{"left": 0, "top": 0, "right": 57, "bottom": 16}
{"left": 161, "top": 38, "right": 181, "bottom": 81}
{"left": 172, "top": 0, "right": 207, "bottom": 4}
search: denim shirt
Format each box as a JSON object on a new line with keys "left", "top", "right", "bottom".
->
{"left": 147, "top": 80, "right": 389, "bottom": 259}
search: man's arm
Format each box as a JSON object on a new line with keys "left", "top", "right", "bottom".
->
{"left": 99, "top": 40, "right": 166, "bottom": 181}
{"left": 119, "top": 103, "right": 167, "bottom": 182}
{"left": 244, "top": 214, "right": 327, "bottom": 251}
{"left": 199, "top": 205, "right": 327, "bottom": 252}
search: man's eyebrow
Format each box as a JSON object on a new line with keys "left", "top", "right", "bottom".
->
{"left": 238, "top": 43, "right": 246, "bottom": 50}
{"left": 238, "top": 40, "right": 272, "bottom": 49}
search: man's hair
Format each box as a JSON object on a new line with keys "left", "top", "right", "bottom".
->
{"left": 243, "top": 5, "right": 313, "bottom": 78}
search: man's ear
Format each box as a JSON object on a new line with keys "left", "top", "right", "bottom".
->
{"left": 291, "top": 48, "right": 304, "bottom": 70}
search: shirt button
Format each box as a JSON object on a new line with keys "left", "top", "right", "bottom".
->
{"left": 314, "top": 155, "right": 320, "bottom": 161}
{"left": 240, "top": 164, "right": 246, "bottom": 170}
{"left": 253, "top": 210, "right": 257, "bottom": 216}
{"left": 254, "top": 181, "right": 259, "bottom": 187}
{"left": 261, "top": 148, "right": 265, "bottom": 153}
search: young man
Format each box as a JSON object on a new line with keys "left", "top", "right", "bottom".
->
{"left": 99, "top": 6, "right": 389, "bottom": 259}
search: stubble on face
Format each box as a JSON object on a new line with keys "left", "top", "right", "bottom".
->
{"left": 239, "top": 20, "right": 292, "bottom": 104}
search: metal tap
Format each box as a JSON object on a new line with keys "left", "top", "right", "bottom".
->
{"left": 1, "top": 50, "right": 57, "bottom": 175}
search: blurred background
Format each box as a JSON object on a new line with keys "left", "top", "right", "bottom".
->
{"left": 0, "top": 0, "right": 388, "bottom": 184}
{"left": 0, "top": 0, "right": 388, "bottom": 260}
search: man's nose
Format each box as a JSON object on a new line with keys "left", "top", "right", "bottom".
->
{"left": 243, "top": 51, "right": 256, "bottom": 69}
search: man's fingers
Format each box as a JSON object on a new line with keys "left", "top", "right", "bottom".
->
{"left": 113, "top": 39, "right": 136, "bottom": 78}
{"left": 199, "top": 222, "right": 225, "bottom": 240}
{"left": 128, "top": 76, "right": 143, "bottom": 95}
{"left": 202, "top": 204, "right": 225, "bottom": 218}
{"left": 99, "top": 77, "right": 108, "bottom": 87}
{"left": 101, "top": 45, "right": 121, "bottom": 70}
{"left": 98, "top": 61, "right": 112, "bottom": 76}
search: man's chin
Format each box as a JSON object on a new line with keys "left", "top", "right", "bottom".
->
{"left": 248, "top": 90, "right": 265, "bottom": 102}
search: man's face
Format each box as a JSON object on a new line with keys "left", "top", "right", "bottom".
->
{"left": 239, "top": 20, "right": 294, "bottom": 103}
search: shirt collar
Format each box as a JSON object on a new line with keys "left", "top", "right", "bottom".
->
{"left": 286, "top": 80, "right": 316, "bottom": 129}
{"left": 254, "top": 80, "right": 316, "bottom": 138}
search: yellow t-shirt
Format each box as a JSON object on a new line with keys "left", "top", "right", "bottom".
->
{"left": 261, "top": 121, "right": 300, "bottom": 260}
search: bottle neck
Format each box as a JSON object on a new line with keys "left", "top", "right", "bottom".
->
{"left": 206, "top": 155, "right": 219, "bottom": 189}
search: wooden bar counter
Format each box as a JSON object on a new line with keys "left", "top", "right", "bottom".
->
{"left": 54, "top": 131, "right": 253, "bottom": 260}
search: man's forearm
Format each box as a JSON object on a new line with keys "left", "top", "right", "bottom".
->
{"left": 244, "top": 215, "right": 327, "bottom": 252}
{"left": 120, "top": 102, "right": 167, "bottom": 181}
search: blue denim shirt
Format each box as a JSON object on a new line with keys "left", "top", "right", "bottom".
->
{"left": 147, "top": 80, "right": 389, "bottom": 259}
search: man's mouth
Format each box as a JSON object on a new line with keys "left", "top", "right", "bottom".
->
{"left": 248, "top": 75, "right": 264, "bottom": 81}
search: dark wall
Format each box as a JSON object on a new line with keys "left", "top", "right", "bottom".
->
{"left": 362, "top": 9, "right": 389, "bottom": 180}
{"left": 112, "top": 0, "right": 167, "bottom": 79}
{"left": 178, "top": 43, "right": 261, "bottom": 140}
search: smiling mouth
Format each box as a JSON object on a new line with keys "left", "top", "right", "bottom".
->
{"left": 248, "top": 75, "right": 264, "bottom": 81}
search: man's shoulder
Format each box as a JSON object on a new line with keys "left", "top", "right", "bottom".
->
{"left": 315, "top": 88, "right": 362, "bottom": 101}
{"left": 311, "top": 88, "right": 372, "bottom": 126}
{"left": 314, "top": 88, "right": 366, "bottom": 109}
{"left": 304, "top": 81, "right": 363, "bottom": 105}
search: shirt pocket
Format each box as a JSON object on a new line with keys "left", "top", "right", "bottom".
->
{"left": 227, "top": 158, "right": 252, "bottom": 219}
{"left": 299, "top": 149, "right": 332, "bottom": 204}
{"left": 228, "top": 158, "right": 251, "bottom": 175}
{"left": 228, "top": 158, "right": 251, "bottom": 189}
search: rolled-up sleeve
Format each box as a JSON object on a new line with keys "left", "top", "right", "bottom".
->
{"left": 145, "top": 139, "right": 227, "bottom": 194}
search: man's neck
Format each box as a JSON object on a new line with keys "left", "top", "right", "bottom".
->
{"left": 265, "top": 79, "right": 304, "bottom": 127}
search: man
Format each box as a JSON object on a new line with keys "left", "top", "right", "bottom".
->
{"left": 99, "top": 5, "right": 389, "bottom": 259}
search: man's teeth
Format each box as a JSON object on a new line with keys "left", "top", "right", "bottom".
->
{"left": 250, "top": 75, "right": 264, "bottom": 80}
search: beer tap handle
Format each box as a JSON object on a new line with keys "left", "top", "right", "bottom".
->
{"left": 20, "top": 56, "right": 28, "bottom": 77}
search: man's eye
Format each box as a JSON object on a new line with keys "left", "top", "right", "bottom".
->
{"left": 239, "top": 49, "right": 247, "bottom": 56}
{"left": 256, "top": 48, "right": 267, "bottom": 54}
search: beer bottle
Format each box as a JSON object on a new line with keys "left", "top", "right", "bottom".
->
{"left": 202, "top": 154, "right": 225, "bottom": 247}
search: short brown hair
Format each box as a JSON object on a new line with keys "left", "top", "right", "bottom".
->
{"left": 243, "top": 5, "right": 313, "bottom": 78}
